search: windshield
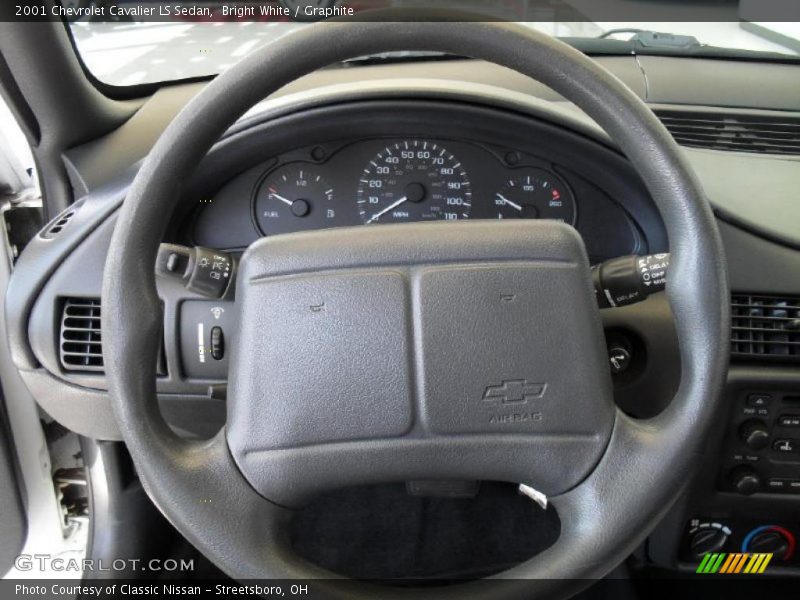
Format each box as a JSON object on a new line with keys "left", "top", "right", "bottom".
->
{"left": 64, "top": 2, "right": 800, "bottom": 87}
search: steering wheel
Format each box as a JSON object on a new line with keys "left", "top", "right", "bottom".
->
{"left": 103, "top": 21, "right": 729, "bottom": 597}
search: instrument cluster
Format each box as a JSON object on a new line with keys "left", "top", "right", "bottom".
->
{"left": 191, "top": 132, "right": 649, "bottom": 263}
{"left": 251, "top": 137, "right": 576, "bottom": 236}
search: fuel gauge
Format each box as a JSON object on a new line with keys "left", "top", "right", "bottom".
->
{"left": 493, "top": 169, "right": 576, "bottom": 225}
{"left": 254, "top": 165, "right": 338, "bottom": 235}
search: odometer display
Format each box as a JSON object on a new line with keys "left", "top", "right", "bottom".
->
{"left": 357, "top": 140, "right": 472, "bottom": 224}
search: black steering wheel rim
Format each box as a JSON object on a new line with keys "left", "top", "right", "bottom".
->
{"left": 102, "top": 20, "right": 729, "bottom": 597}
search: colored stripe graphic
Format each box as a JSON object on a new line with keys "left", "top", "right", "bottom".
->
{"left": 757, "top": 553, "right": 773, "bottom": 573}
{"left": 719, "top": 553, "right": 736, "bottom": 574}
{"left": 696, "top": 554, "right": 712, "bottom": 573}
{"left": 744, "top": 554, "right": 760, "bottom": 573}
{"left": 696, "top": 553, "right": 773, "bottom": 574}
{"left": 719, "top": 553, "right": 736, "bottom": 573}
{"left": 710, "top": 553, "right": 726, "bottom": 573}
{"left": 733, "top": 553, "right": 748, "bottom": 573}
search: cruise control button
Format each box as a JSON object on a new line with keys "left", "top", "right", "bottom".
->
{"left": 747, "top": 393, "right": 772, "bottom": 408}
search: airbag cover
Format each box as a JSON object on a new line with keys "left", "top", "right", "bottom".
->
{"left": 226, "top": 220, "right": 614, "bottom": 505}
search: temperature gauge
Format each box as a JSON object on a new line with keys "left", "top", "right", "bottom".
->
{"left": 254, "top": 165, "right": 338, "bottom": 235}
{"left": 493, "top": 169, "right": 576, "bottom": 224}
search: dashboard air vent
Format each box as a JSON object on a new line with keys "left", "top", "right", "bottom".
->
{"left": 655, "top": 110, "right": 800, "bottom": 156}
{"left": 59, "top": 298, "right": 103, "bottom": 373}
{"left": 731, "top": 294, "right": 800, "bottom": 362}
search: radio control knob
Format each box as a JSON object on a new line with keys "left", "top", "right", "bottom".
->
{"left": 731, "top": 468, "right": 761, "bottom": 496}
{"left": 739, "top": 420, "right": 770, "bottom": 450}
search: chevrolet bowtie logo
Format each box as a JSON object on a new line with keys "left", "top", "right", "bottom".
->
{"left": 482, "top": 380, "right": 547, "bottom": 405}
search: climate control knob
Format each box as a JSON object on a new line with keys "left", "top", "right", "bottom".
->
{"left": 689, "top": 527, "right": 729, "bottom": 559}
{"left": 739, "top": 420, "right": 770, "bottom": 450}
{"left": 731, "top": 467, "right": 761, "bottom": 496}
{"left": 743, "top": 526, "right": 796, "bottom": 561}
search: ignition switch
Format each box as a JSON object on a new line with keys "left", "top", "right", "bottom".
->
{"left": 608, "top": 344, "right": 632, "bottom": 374}
{"left": 156, "top": 244, "right": 234, "bottom": 298}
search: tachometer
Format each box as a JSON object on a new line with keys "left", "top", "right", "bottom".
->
{"left": 254, "top": 164, "right": 338, "bottom": 235}
{"left": 494, "top": 169, "right": 576, "bottom": 224}
{"left": 357, "top": 140, "right": 472, "bottom": 224}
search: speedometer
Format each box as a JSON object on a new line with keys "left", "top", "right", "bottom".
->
{"left": 357, "top": 140, "right": 472, "bottom": 224}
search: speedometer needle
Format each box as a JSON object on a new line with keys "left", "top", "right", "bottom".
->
{"left": 366, "top": 196, "right": 408, "bottom": 224}
{"left": 496, "top": 193, "right": 523, "bottom": 212}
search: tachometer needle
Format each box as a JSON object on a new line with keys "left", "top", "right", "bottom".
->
{"left": 366, "top": 196, "right": 408, "bottom": 224}
{"left": 269, "top": 191, "right": 294, "bottom": 207}
{"left": 496, "top": 193, "right": 523, "bottom": 212}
